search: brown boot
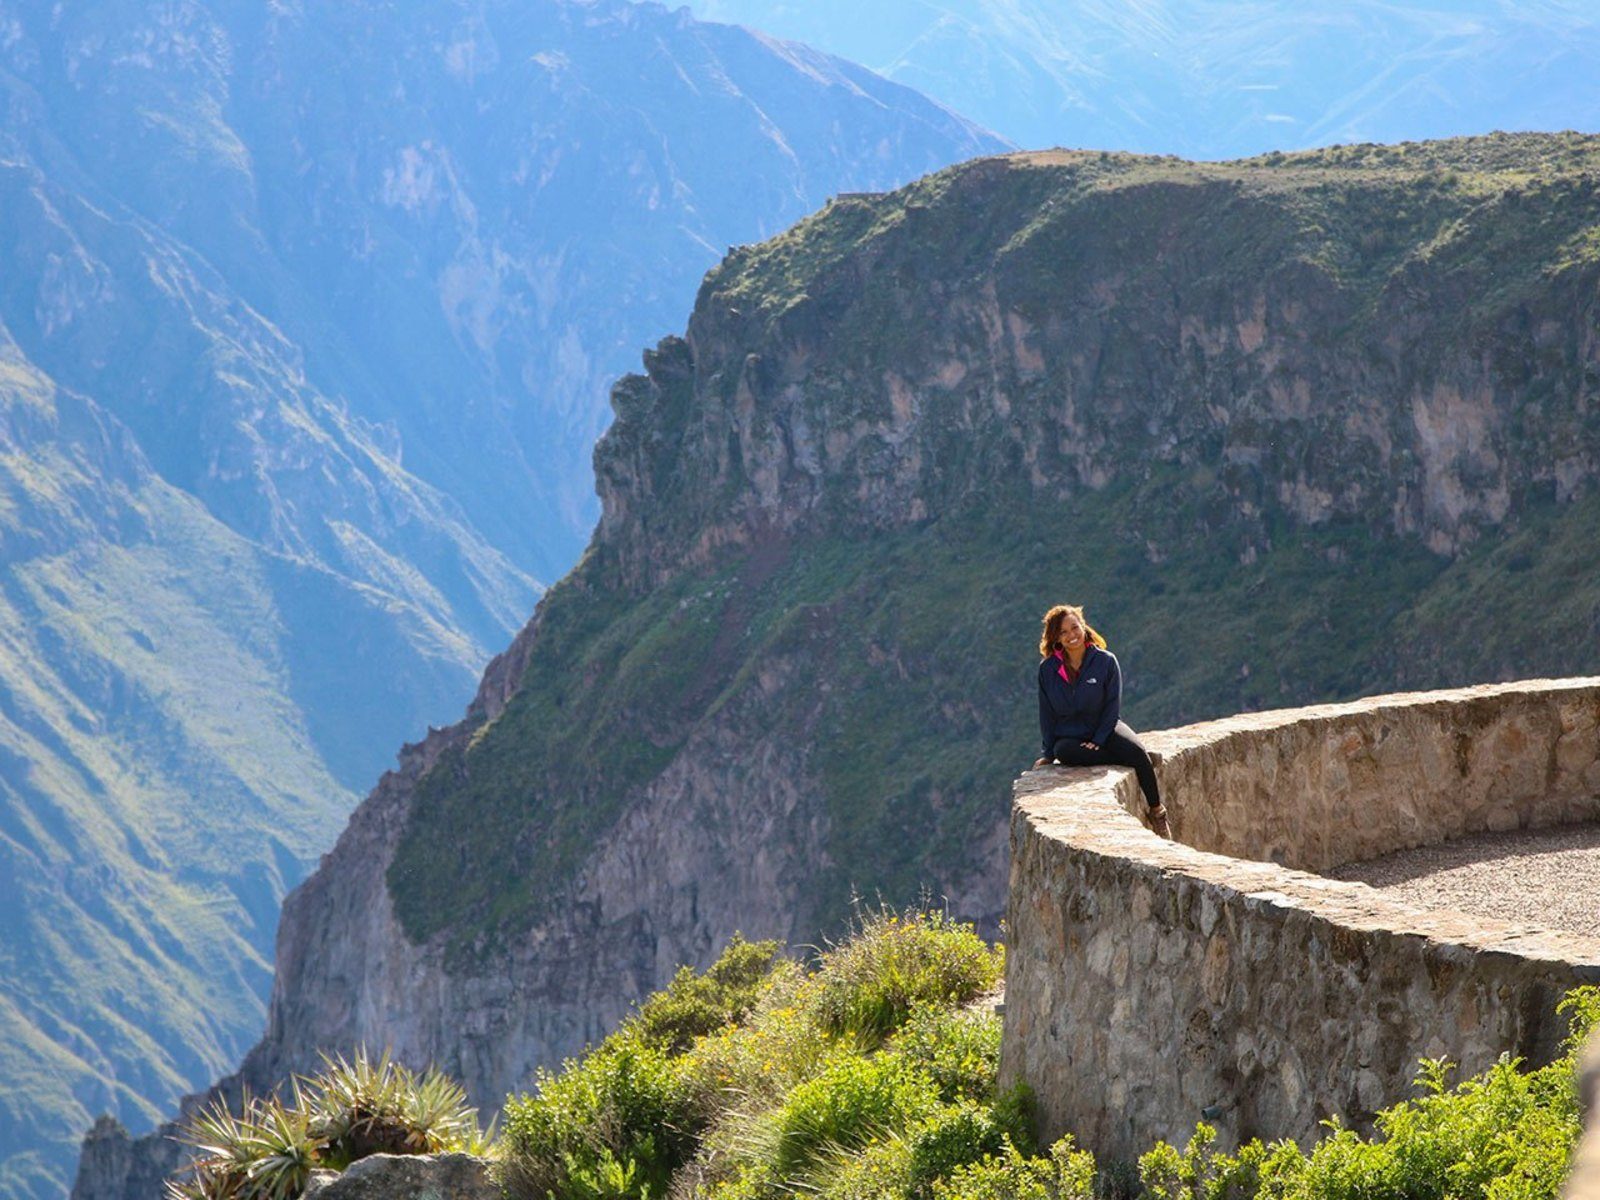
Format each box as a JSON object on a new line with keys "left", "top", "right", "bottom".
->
{"left": 1147, "top": 803, "right": 1171, "bottom": 839}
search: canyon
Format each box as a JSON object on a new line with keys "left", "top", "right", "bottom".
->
{"left": 76, "top": 131, "right": 1600, "bottom": 1199}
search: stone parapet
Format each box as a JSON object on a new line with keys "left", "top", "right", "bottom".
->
{"left": 1000, "top": 679, "right": 1600, "bottom": 1164}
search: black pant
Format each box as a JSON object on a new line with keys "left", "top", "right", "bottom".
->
{"left": 1051, "top": 721, "right": 1162, "bottom": 810}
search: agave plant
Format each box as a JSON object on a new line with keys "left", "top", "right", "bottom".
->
{"left": 302, "top": 1049, "right": 481, "bottom": 1169}
{"left": 300, "top": 1049, "right": 411, "bottom": 1167}
{"left": 167, "top": 1092, "right": 321, "bottom": 1200}
{"left": 402, "top": 1068, "right": 481, "bottom": 1153}
{"left": 240, "top": 1095, "right": 320, "bottom": 1200}
{"left": 169, "top": 1050, "right": 483, "bottom": 1198}
{"left": 167, "top": 1097, "right": 253, "bottom": 1200}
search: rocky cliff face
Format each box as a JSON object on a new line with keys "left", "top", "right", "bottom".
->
{"left": 77, "top": 133, "right": 1600, "bottom": 1199}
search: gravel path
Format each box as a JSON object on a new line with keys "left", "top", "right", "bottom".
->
{"left": 1329, "top": 823, "right": 1600, "bottom": 938}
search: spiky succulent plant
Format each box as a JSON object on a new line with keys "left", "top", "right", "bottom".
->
{"left": 400, "top": 1068, "right": 482, "bottom": 1152}
{"left": 168, "top": 1051, "right": 482, "bottom": 1199}
{"left": 168, "top": 1092, "right": 321, "bottom": 1200}
{"left": 301, "top": 1049, "right": 481, "bottom": 1168}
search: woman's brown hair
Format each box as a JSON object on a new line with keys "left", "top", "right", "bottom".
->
{"left": 1038, "top": 604, "right": 1108, "bottom": 658}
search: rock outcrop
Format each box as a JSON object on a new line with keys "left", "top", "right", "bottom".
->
{"left": 302, "top": 1155, "right": 498, "bottom": 1200}
{"left": 79, "top": 134, "right": 1600, "bottom": 1200}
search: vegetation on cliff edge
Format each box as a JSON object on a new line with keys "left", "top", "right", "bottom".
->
{"left": 495, "top": 914, "right": 1599, "bottom": 1200}
{"left": 170, "top": 915, "right": 1599, "bottom": 1200}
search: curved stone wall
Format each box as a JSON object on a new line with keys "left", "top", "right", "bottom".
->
{"left": 999, "top": 678, "right": 1600, "bottom": 1163}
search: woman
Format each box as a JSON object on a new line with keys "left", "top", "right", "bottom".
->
{"left": 1033, "top": 604, "right": 1170, "bottom": 837}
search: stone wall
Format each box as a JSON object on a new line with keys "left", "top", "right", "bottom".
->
{"left": 999, "top": 679, "right": 1600, "bottom": 1164}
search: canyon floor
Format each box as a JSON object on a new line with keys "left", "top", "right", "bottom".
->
{"left": 1331, "top": 821, "right": 1600, "bottom": 938}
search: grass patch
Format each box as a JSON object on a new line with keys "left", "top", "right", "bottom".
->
{"left": 638, "top": 936, "right": 785, "bottom": 1055}
{"left": 809, "top": 911, "right": 1000, "bottom": 1046}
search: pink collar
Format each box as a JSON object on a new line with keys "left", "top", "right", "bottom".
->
{"left": 1053, "top": 646, "right": 1089, "bottom": 683}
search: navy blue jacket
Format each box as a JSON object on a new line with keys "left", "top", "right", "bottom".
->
{"left": 1038, "top": 645, "right": 1122, "bottom": 754}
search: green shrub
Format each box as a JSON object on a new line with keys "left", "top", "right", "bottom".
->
{"left": 771, "top": 1054, "right": 941, "bottom": 1179}
{"left": 906, "top": 1105, "right": 1009, "bottom": 1198}
{"left": 819, "top": 1136, "right": 916, "bottom": 1200}
{"left": 679, "top": 971, "right": 832, "bottom": 1118}
{"left": 553, "top": 1143, "right": 659, "bottom": 1200}
{"left": 1139, "top": 985, "right": 1600, "bottom": 1200}
{"left": 1138, "top": 1125, "right": 1283, "bottom": 1200}
{"left": 638, "top": 936, "right": 783, "bottom": 1054}
{"left": 762, "top": 1097, "right": 1006, "bottom": 1200}
{"left": 929, "top": 1136, "right": 1096, "bottom": 1200}
{"left": 534, "top": 957, "right": 818, "bottom": 1200}
{"left": 809, "top": 911, "right": 1002, "bottom": 1044}
{"left": 1560, "top": 985, "right": 1600, "bottom": 1051}
{"left": 1283, "top": 1053, "right": 1582, "bottom": 1200}
{"left": 892, "top": 1006, "right": 1002, "bottom": 1105}
{"left": 500, "top": 1027, "right": 696, "bottom": 1200}
{"left": 499, "top": 927, "right": 1598, "bottom": 1200}
{"left": 990, "top": 1088, "right": 1037, "bottom": 1159}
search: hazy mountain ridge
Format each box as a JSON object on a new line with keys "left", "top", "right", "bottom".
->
{"left": 681, "top": 0, "right": 1600, "bottom": 157}
{"left": 75, "top": 130, "right": 1600, "bottom": 1200}
{"left": 1, "top": 0, "right": 1003, "bottom": 577}
{"left": 0, "top": 3, "right": 1003, "bottom": 1196}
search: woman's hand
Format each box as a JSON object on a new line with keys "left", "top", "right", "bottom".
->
{"left": 1081, "top": 741, "right": 1099, "bottom": 751}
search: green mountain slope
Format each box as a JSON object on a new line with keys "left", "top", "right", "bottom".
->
{"left": 0, "top": 163, "right": 522, "bottom": 1199}
{"left": 389, "top": 133, "right": 1600, "bottom": 952}
{"left": 0, "top": 339, "right": 333, "bottom": 1194}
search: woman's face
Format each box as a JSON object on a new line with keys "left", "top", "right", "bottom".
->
{"left": 1058, "top": 614, "right": 1085, "bottom": 651}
